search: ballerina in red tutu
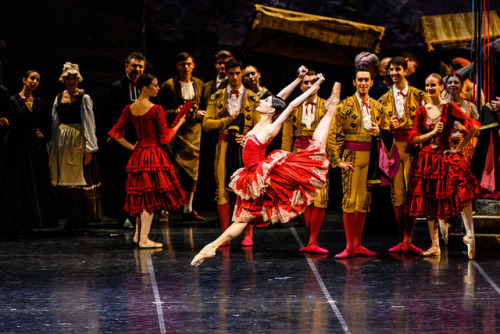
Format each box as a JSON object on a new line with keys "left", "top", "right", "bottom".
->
{"left": 405, "top": 73, "right": 481, "bottom": 259}
{"left": 191, "top": 73, "right": 340, "bottom": 266}
{"left": 108, "top": 73, "right": 187, "bottom": 248}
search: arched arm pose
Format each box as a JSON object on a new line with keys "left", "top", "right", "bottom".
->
{"left": 191, "top": 72, "right": 341, "bottom": 266}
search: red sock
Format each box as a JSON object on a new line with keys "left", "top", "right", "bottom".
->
{"left": 303, "top": 206, "right": 313, "bottom": 229}
{"left": 335, "top": 211, "right": 355, "bottom": 258}
{"left": 353, "top": 211, "right": 367, "bottom": 248}
{"left": 242, "top": 225, "right": 254, "bottom": 247}
{"left": 217, "top": 203, "right": 231, "bottom": 232}
{"left": 308, "top": 207, "right": 325, "bottom": 245}
{"left": 300, "top": 207, "right": 328, "bottom": 253}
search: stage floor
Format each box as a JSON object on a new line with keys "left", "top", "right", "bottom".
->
{"left": 1, "top": 211, "right": 499, "bottom": 333}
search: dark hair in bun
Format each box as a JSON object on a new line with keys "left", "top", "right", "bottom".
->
{"left": 135, "top": 73, "right": 156, "bottom": 90}
{"left": 271, "top": 96, "right": 287, "bottom": 115}
{"left": 447, "top": 72, "right": 464, "bottom": 84}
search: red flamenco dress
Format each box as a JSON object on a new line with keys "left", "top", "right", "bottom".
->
{"left": 108, "top": 105, "right": 186, "bottom": 216}
{"left": 229, "top": 134, "right": 329, "bottom": 226}
{"left": 405, "top": 102, "right": 481, "bottom": 219}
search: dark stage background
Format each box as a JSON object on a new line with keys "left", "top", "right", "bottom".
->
{"left": 1, "top": 0, "right": 499, "bottom": 228}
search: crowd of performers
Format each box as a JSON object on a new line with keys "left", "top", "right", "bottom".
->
{"left": 0, "top": 50, "right": 499, "bottom": 264}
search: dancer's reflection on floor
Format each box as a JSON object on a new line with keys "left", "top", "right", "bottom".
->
{"left": 335, "top": 257, "right": 373, "bottom": 333}
{"left": 297, "top": 253, "right": 329, "bottom": 333}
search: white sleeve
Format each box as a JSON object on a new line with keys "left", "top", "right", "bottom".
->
{"left": 80, "top": 94, "right": 98, "bottom": 153}
{"left": 48, "top": 96, "right": 61, "bottom": 150}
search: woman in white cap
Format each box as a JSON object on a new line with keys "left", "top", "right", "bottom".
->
{"left": 49, "top": 62, "right": 101, "bottom": 234}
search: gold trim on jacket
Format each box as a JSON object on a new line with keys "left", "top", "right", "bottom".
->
{"left": 327, "top": 95, "right": 389, "bottom": 168}
{"left": 378, "top": 85, "right": 429, "bottom": 130}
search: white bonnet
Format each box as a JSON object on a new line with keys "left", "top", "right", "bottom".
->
{"left": 59, "top": 62, "right": 83, "bottom": 82}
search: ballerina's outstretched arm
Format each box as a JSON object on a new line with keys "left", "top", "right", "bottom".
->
{"left": 260, "top": 74, "right": 325, "bottom": 144}
{"left": 275, "top": 65, "right": 308, "bottom": 100}
{"left": 190, "top": 81, "right": 342, "bottom": 267}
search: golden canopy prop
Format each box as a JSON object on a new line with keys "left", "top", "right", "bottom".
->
{"left": 419, "top": 10, "right": 500, "bottom": 51}
{"left": 242, "top": 5, "right": 385, "bottom": 67}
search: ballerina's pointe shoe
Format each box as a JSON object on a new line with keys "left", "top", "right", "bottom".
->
{"left": 133, "top": 232, "right": 139, "bottom": 244}
{"left": 354, "top": 246, "right": 377, "bottom": 257}
{"left": 463, "top": 234, "right": 475, "bottom": 260}
{"left": 420, "top": 246, "right": 441, "bottom": 257}
{"left": 334, "top": 247, "right": 354, "bottom": 259}
{"left": 139, "top": 236, "right": 163, "bottom": 249}
{"left": 388, "top": 242, "right": 404, "bottom": 253}
{"left": 439, "top": 221, "right": 449, "bottom": 245}
{"left": 191, "top": 243, "right": 217, "bottom": 266}
{"left": 299, "top": 244, "right": 329, "bottom": 254}
{"left": 401, "top": 243, "right": 424, "bottom": 254}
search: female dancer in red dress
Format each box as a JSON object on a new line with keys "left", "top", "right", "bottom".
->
{"left": 191, "top": 74, "right": 340, "bottom": 266}
{"left": 108, "top": 73, "right": 187, "bottom": 248}
{"left": 405, "top": 73, "right": 481, "bottom": 259}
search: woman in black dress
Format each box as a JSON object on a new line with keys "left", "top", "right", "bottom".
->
{"left": 3, "top": 70, "right": 55, "bottom": 233}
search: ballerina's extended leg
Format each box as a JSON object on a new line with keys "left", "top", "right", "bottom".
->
{"left": 312, "top": 82, "right": 340, "bottom": 147}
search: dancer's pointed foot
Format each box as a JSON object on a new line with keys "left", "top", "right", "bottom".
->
{"left": 420, "top": 246, "right": 441, "bottom": 257}
{"left": 354, "top": 246, "right": 377, "bottom": 257}
{"left": 300, "top": 244, "right": 329, "bottom": 254}
{"left": 439, "top": 220, "right": 449, "bottom": 245}
{"left": 334, "top": 247, "right": 354, "bottom": 259}
{"left": 388, "top": 242, "right": 403, "bottom": 253}
{"left": 463, "top": 234, "right": 475, "bottom": 260}
{"left": 241, "top": 236, "right": 253, "bottom": 247}
{"left": 133, "top": 232, "right": 139, "bottom": 244}
{"left": 191, "top": 243, "right": 217, "bottom": 266}
{"left": 401, "top": 243, "right": 424, "bottom": 253}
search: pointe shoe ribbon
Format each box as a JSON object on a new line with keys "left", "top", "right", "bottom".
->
{"left": 439, "top": 220, "right": 449, "bottom": 245}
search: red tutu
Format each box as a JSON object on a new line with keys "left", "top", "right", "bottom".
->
{"left": 230, "top": 135, "right": 328, "bottom": 226}
{"left": 125, "top": 145, "right": 186, "bottom": 216}
{"left": 108, "top": 105, "right": 186, "bottom": 216}
{"left": 405, "top": 151, "right": 481, "bottom": 219}
{"left": 405, "top": 103, "right": 481, "bottom": 219}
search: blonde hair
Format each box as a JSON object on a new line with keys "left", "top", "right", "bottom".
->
{"left": 426, "top": 73, "right": 443, "bottom": 85}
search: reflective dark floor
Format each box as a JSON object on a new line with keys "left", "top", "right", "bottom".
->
{"left": 1, "top": 211, "right": 500, "bottom": 334}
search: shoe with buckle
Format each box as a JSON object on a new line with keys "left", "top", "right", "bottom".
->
{"left": 183, "top": 210, "right": 205, "bottom": 221}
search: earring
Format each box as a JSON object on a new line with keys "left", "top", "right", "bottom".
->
{"left": 267, "top": 108, "right": 275, "bottom": 117}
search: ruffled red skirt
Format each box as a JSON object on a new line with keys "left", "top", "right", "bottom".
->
{"left": 125, "top": 146, "right": 186, "bottom": 216}
{"left": 405, "top": 150, "right": 481, "bottom": 219}
{"left": 229, "top": 140, "right": 329, "bottom": 226}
